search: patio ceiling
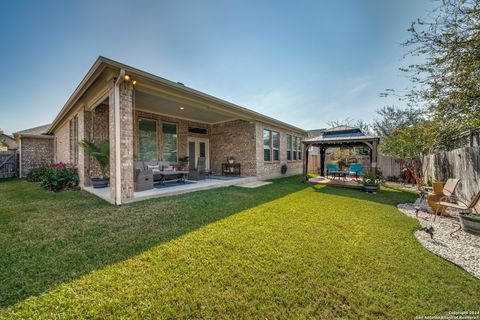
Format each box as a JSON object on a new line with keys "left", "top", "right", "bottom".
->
{"left": 135, "top": 88, "right": 236, "bottom": 124}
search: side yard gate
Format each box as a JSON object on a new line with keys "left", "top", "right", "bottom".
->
{"left": 0, "top": 151, "right": 18, "bottom": 178}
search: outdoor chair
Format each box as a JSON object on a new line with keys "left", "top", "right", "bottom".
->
{"left": 348, "top": 163, "right": 363, "bottom": 180}
{"left": 434, "top": 190, "right": 480, "bottom": 221}
{"left": 326, "top": 164, "right": 339, "bottom": 178}
{"left": 189, "top": 157, "right": 206, "bottom": 181}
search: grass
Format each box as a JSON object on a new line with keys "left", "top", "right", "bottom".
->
{"left": 0, "top": 176, "right": 479, "bottom": 319}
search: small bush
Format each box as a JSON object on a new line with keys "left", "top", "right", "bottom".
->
{"left": 387, "top": 175, "right": 399, "bottom": 182}
{"left": 28, "top": 162, "right": 79, "bottom": 192}
{"left": 26, "top": 165, "right": 55, "bottom": 182}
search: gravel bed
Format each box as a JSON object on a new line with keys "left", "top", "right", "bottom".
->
{"left": 397, "top": 203, "right": 480, "bottom": 279}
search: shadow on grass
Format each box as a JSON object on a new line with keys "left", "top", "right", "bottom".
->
{"left": 0, "top": 175, "right": 308, "bottom": 308}
{"left": 311, "top": 183, "right": 418, "bottom": 207}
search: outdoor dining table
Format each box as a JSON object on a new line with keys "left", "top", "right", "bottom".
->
{"left": 330, "top": 170, "right": 348, "bottom": 180}
{"left": 155, "top": 170, "right": 189, "bottom": 185}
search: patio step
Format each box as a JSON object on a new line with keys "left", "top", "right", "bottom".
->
{"left": 237, "top": 181, "right": 272, "bottom": 189}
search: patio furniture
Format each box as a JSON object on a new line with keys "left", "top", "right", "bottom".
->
{"left": 326, "top": 164, "right": 339, "bottom": 178}
{"left": 156, "top": 170, "right": 189, "bottom": 185}
{"left": 189, "top": 157, "right": 206, "bottom": 180}
{"left": 427, "top": 178, "right": 460, "bottom": 213}
{"left": 331, "top": 170, "right": 347, "bottom": 180}
{"left": 434, "top": 190, "right": 480, "bottom": 221}
{"left": 135, "top": 169, "right": 154, "bottom": 192}
{"left": 348, "top": 163, "right": 363, "bottom": 180}
{"left": 222, "top": 162, "right": 241, "bottom": 176}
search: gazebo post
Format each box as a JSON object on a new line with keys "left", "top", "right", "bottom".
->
{"left": 320, "top": 144, "right": 326, "bottom": 176}
{"left": 371, "top": 139, "right": 378, "bottom": 174}
{"left": 303, "top": 143, "right": 309, "bottom": 182}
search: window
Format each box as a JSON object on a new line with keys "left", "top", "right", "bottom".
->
{"left": 297, "top": 137, "right": 302, "bottom": 160}
{"left": 287, "top": 135, "right": 292, "bottom": 160}
{"left": 188, "top": 127, "right": 208, "bottom": 135}
{"left": 162, "top": 122, "right": 178, "bottom": 162}
{"left": 139, "top": 118, "right": 158, "bottom": 161}
{"left": 272, "top": 131, "right": 280, "bottom": 161}
{"left": 293, "top": 136, "right": 297, "bottom": 160}
{"left": 263, "top": 129, "right": 271, "bottom": 161}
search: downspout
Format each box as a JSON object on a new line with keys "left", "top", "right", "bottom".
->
{"left": 114, "top": 69, "right": 125, "bottom": 205}
{"left": 18, "top": 136, "right": 22, "bottom": 178}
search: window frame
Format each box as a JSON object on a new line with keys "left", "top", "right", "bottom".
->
{"left": 287, "top": 134, "right": 292, "bottom": 161}
{"left": 272, "top": 131, "right": 280, "bottom": 161}
{"left": 138, "top": 117, "right": 159, "bottom": 161}
{"left": 162, "top": 121, "right": 178, "bottom": 163}
{"left": 263, "top": 129, "right": 272, "bottom": 162}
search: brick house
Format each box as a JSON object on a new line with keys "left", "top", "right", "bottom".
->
{"left": 16, "top": 57, "right": 307, "bottom": 204}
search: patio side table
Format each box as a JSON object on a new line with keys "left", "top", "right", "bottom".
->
{"left": 222, "top": 163, "right": 241, "bottom": 176}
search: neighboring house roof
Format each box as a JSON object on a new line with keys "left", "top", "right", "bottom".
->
{"left": 0, "top": 133, "right": 18, "bottom": 150}
{"left": 307, "top": 128, "right": 326, "bottom": 138}
{"left": 48, "top": 56, "right": 307, "bottom": 135}
{"left": 14, "top": 124, "right": 52, "bottom": 139}
{"left": 304, "top": 126, "right": 378, "bottom": 144}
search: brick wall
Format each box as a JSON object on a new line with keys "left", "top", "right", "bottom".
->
{"left": 55, "top": 121, "right": 70, "bottom": 163}
{"left": 210, "top": 120, "right": 257, "bottom": 176}
{"left": 21, "top": 137, "right": 54, "bottom": 176}
{"left": 255, "top": 122, "right": 306, "bottom": 180}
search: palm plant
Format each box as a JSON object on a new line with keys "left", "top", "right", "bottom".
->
{"left": 79, "top": 140, "right": 109, "bottom": 178}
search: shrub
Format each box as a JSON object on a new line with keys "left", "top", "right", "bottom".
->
{"left": 40, "top": 163, "right": 79, "bottom": 192}
{"left": 386, "top": 176, "right": 399, "bottom": 182}
{"left": 26, "top": 165, "right": 55, "bottom": 182}
{"left": 27, "top": 162, "right": 79, "bottom": 192}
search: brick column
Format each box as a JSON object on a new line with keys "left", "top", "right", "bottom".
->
{"left": 77, "top": 107, "right": 92, "bottom": 187}
{"left": 108, "top": 81, "right": 116, "bottom": 201}
{"left": 119, "top": 81, "right": 134, "bottom": 200}
{"left": 108, "top": 79, "right": 134, "bottom": 203}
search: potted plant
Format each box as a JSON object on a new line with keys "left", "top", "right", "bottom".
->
{"left": 362, "top": 172, "right": 380, "bottom": 193}
{"left": 459, "top": 211, "right": 480, "bottom": 235}
{"left": 79, "top": 139, "right": 110, "bottom": 188}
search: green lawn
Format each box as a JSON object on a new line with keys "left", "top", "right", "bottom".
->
{"left": 0, "top": 177, "right": 479, "bottom": 319}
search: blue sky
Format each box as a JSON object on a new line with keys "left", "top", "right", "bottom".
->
{"left": 0, "top": 0, "right": 435, "bottom": 134}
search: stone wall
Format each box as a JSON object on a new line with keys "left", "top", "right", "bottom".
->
{"left": 255, "top": 122, "right": 306, "bottom": 180}
{"left": 210, "top": 120, "right": 257, "bottom": 176}
{"left": 21, "top": 137, "right": 54, "bottom": 176}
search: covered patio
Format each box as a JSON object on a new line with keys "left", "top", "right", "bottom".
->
{"left": 302, "top": 126, "right": 380, "bottom": 186}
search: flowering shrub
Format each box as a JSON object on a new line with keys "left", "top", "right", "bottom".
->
{"left": 27, "top": 163, "right": 79, "bottom": 192}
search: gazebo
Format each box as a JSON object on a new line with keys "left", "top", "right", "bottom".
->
{"left": 302, "top": 126, "right": 380, "bottom": 182}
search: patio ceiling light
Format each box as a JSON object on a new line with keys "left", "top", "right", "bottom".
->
{"left": 132, "top": 80, "right": 137, "bottom": 85}
{"left": 180, "top": 107, "right": 185, "bottom": 110}
{"left": 124, "top": 75, "right": 130, "bottom": 81}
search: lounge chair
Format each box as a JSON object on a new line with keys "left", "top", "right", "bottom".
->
{"left": 326, "top": 164, "right": 339, "bottom": 178}
{"left": 189, "top": 157, "right": 206, "bottom": 181}
{"left": 434, "top": 188, "right": 479, "bottom": 222}
{"left": 348, "top": 163, "right": 363, "bottom": 180}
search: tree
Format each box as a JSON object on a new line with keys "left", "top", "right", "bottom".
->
{"left": 372, "top": 106, "right": 425, "bottom": 138}
{"left": 385, "top": 0, "right": 480, "bottom": 150}
{"left": 327, "top": 117, "right": 372, "bottom": 134}
{"left": 380, "top": 121, "right": 434, "bottom": 186}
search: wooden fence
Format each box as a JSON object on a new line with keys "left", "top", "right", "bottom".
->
{"left": 377, "top": 155, "right": 404, "bottom": 178}
{"left": 422, "top": 146, "right": 480, "bottom": 203}
{"left": 0, "top": 151, "right": 17, "bottom": 178}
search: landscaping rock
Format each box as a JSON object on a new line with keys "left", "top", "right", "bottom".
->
{"left": 397, "top": 203, "right": 480, "bottom": 279}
